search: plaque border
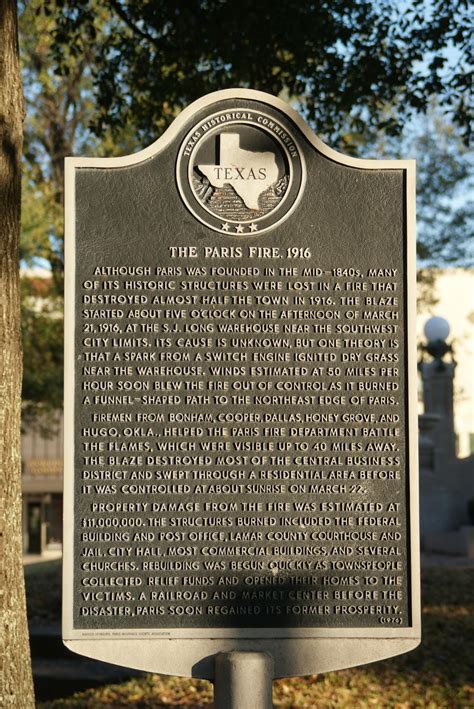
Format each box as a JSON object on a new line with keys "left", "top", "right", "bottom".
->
{"left": 63, "top": 89, "right": 420, "bottom": 676}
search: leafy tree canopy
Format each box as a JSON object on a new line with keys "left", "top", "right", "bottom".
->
{"left": 414, "top": 116, "right": 473, "bottom": 266}
{"left": 19, "top": 1, "right": 138, "bottom": 282}
{"left": 20, "top": 275, "right": 63, "bottom": 433}
{"left": 48, "top": 0, "right": 472, "bottom": 145}
{"left": 360, "top": 106, "right": 473, "bottom": 267}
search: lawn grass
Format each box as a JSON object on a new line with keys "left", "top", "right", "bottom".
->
{"left": 32, "top": 566, "right": 473, "bottom": 708}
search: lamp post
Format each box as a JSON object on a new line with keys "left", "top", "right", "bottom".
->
{"left": 419, "top": 316, "right": 456, "bottom": 463}
{"left": 421, "top": 316, "right": 453, "bottom": 371}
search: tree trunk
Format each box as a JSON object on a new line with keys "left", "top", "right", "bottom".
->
{"left": 0, "top": 1, "right": 35, "bottom": 705}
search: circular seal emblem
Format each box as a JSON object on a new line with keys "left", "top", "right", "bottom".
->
{"left": 176, "top": 106, "right": 305, "bottom": 235}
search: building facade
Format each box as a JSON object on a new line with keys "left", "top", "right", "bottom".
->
{"left": 21, "top": 416, "right": 63, "bottom": 553}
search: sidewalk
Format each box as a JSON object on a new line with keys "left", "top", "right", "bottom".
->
{"left": 421, "top": 552, "right": 474, "bottom": 568}
{"left": 23, "top": 550, "right": 62, "bottom": 566}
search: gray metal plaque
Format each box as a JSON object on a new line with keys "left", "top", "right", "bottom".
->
{"left": 63, "top": 90, "right": 420, "bottom": 678}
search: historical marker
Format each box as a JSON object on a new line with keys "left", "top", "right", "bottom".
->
{"left": 63, "top": 89, "right": 420, "bottom": 678}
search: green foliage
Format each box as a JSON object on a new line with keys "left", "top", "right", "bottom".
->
{"left": 21, "top": 276, "right": 63, "bottom": 434}
{"left": 415, "top": 116, "right": 473, "bottom": 267}
{"left": 19, "top": 0, "right": 140, "bottom": 284}
{"left": 399, "top": 112, "right": 471, "bottom": 268}
{"left": 47, "top": 0, "right": 473, "bottom": 146}
{"left": 21, "top": 1, "right": 473, "bottom": 274}
{"left": 19, "top": 1, "right": 139, "bottom": 430}
{"left": 356, "top": 105, "right": 473, "bottom": 270}
{"left": 19, "top": 1, "right": 67, "bottom": 430}
{"left": 19, "top": 1, "right": 94, "bottom": 288}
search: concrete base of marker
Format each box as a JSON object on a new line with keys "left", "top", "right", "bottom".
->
{"left": 214, "top": 651, "right": 274, "bottom": 709}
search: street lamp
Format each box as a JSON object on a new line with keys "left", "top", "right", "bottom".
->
{"left": 420, "top": 316, "right": 454, "bottom": 371}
